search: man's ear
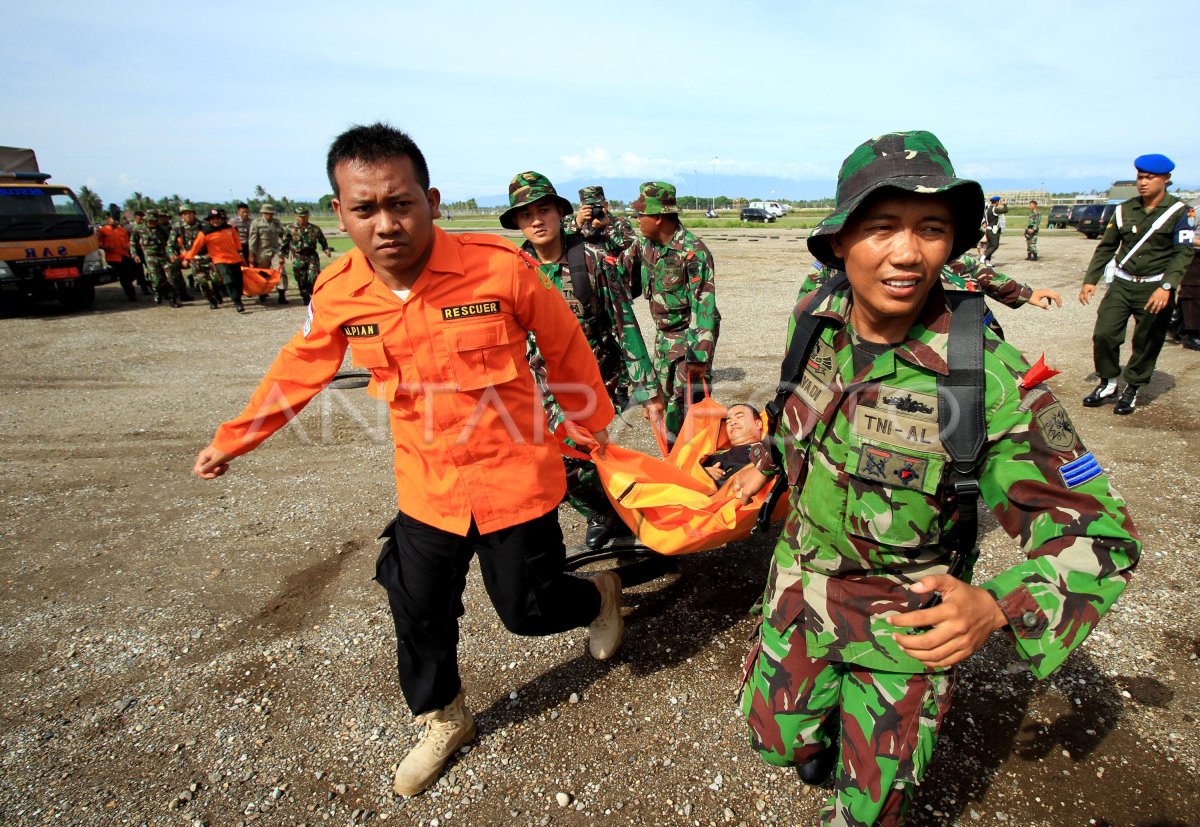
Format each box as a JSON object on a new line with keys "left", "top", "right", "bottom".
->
{"left": 428, "top": 187, "right": 442, "bottom": 220}
{"left": 829, "top": 231, "right": 845, "bottom": 260}
{"left": 332, "top": 199, "right": 346, "bottom": 232}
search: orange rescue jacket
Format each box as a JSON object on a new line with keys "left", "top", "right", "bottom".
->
{"left": 184, "top": 224, "right": 245, "bottom": 265}
{"left": 211, "top": 228, "right": 614, "bottom": 535}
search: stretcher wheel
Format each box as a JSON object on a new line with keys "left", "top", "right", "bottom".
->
{"left": 564, "top": 539, "right": 678, "bottom": 587}
{"left": 330, "top": 370, "right": 370, "bottom": 389}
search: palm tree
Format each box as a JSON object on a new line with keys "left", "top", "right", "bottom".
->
{"left": 77, "top": 186, "right": 103, "bottom": 222}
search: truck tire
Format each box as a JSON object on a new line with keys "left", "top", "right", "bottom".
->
{"left": 58, "top": 280, "right": 96, "bottom": 311}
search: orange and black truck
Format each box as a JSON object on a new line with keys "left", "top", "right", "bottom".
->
{"left": 0, "top": 146, "right": 113, "bottom": 310}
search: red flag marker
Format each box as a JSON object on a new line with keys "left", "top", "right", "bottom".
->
{"left": 1022, "top": 353, "right": 1060, "bottom": 389}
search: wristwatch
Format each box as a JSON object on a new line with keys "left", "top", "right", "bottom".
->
{"left": 1160, "top": 281, "right": 1174, "bottom": 290}
{"left": 749, "top": 441, "right": 777, "bottom": 478}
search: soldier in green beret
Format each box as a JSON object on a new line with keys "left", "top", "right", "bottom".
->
{"left": 730, "top": 131, "right": 1140, "bottom": 827}
{"left": 629, "top": 181, "right": 720, "bottom": 441}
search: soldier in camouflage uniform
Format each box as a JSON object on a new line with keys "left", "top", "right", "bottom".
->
{"left": 501, "top": 171, "right": 664, "bottom": 549}
{"left": 570, "top": 185, "right": 643, "bottom": 408}
{"left": 729, "top": 131, "right": 1140, "bottom": 827}
{"left": 280, "top": 207, "right": 333, "bottom": 304}
{"left": 629, "top": 181, "right": 720, "bottom": 441}
{"left": 249, "top": 203, "right": 288, "bottom": 304}
{"left": 129, "top": 209, "right": 180, "bottom": 307}
{"left": 158, "top": 211, "right": 194, "bottom": 302}
{"left": 1024, "top": 199, "right": 1041, "bottom": 260}
{"left": 171, "top": 205, "right": 220, "bottom": 308}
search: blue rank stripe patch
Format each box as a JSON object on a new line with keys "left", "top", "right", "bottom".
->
{"left": 1060, "top": 452, "right": 1102, "bottom": 488}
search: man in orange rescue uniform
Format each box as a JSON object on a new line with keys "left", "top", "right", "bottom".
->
{"left": 192, "top": 123, "right": 624, "bottom": 796}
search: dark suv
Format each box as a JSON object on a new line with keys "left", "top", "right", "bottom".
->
{"left": 1067, "top": 205, "right": 1091, "bottom": 230}
{"left": 1077, "top": 204, "right": 1117, "bottom": 239}
{"left": 1046, "top": 205, "right": 1071, "bottom": 228}
{"left": 741, "top": 207, "right": 774, "bottom": 223}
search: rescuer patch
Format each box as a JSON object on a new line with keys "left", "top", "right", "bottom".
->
{"left": 442, "top": 301, "right": 501, "bottom": 321}
{"left": 341, "top": 323, "right": 380, "bottom": 337}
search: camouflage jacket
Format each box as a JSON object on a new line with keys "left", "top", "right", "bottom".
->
{"left": 170, "top": 220, "right": 209, "bottom": 262}
{"left": 130, "top": 222, "right": 169, "bottom": 260}
{"left": 944, "top": 254, "right": 1033, "bottom": 308}
{"left": 280, "top": 222, "right": 331, "bottom": 258}
{"left": 523, "top": 237, "right": 658, "bottom": 415}
{"left": 1083, "top": 193, "right": 1196, "bottom": 286}
{"left": 1026, "top": 209, "right": 1041, "bottom": 235}
{"left": 638, "top": 225, "right": 719, "bottom": 363}
{"left": 249, "top": 217, "right": 285, "bottom": 257}
{"left": 765, "top": 281, "right": 1139, "bottom": 678}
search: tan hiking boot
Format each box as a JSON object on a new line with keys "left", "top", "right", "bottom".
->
{"left": 587, "top": 570, "right": 624, "bottom": 660}
{"left": 393, "top": 690, "right": 476, "bottom": 796}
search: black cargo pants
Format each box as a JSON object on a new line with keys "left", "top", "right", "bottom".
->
{"left": 374, "top": 508, "right": 601, "bottom": 715}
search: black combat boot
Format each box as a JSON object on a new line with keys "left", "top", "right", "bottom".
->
{"left": 277, "top": 289, "right": 289, "bottom": 305}
{"left": 1113, "top": 385, "right": 1139, "bottom": 415}
{"left": 1082, "top": 380, "right": 1118, "bottom": 407}
{"left": 795, "top": 743, "right": 837, "bottom": 786}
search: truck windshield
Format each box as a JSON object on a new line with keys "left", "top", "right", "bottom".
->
{"left": 0, "top": 186, "right": 91, "bottom": 240}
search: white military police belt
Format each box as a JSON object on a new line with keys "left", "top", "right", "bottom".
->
{"left": 1113, "top": 267, "right": 1164, "bottom": 284}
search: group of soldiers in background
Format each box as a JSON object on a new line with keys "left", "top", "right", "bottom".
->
{"left": 95, "top": 202, "right": 333, "bottom": 310}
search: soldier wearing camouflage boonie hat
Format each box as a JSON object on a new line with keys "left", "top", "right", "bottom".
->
{"left": 499, "top": 171, "right": 573, "bottom": 230}
{"left": 807, "top": 130, "right": 984, "bottom": 269}
{"left": 630, "top": 181, "right": 680, "bottom": 215}
{"left": 738, "top": 130, "right": 1140, "bottom": 827}
{"left": 294, "top": 206, "right": 310, "bottom": 217}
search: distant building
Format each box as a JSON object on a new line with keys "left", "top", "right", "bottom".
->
{"left": 988, "top": 190, "right": 1051, "bottom": 205}
{"left": 1108, "top": 180, "right": 1137, "bottom": 201}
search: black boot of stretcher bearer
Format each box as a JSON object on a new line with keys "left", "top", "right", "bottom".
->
{"left": 585, "top": 509, "right": 633, "bottom": 550}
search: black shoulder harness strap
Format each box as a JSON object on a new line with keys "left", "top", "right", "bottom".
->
{"left": 564, "top": 233, "right": 596, "bottom": 312}
{"left": 757, "top": 280, "right": 988, "bottom": 582}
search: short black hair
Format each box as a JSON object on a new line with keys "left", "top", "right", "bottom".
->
{"left": 326, "top": 122, "right": 430, "bottom": 197}
{"left": 728, "top": 403, "right": 761, "bottom": 420}
{"left": 1030, "top": 199, "right": 1038, "bottom": 206}
{"left": 236, "top": 202, "right": 249, "bottom": 210}
{"left": 133, "top": 210, "right": 144, "bottom": 217}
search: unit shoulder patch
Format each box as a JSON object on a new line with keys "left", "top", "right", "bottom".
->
{"left": 1034, "top": 401, "right": 1080, "bottom": 453}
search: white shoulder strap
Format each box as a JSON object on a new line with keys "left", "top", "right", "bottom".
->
{"left": 1118, "top": 201, "right": 1186, "bottom": 269}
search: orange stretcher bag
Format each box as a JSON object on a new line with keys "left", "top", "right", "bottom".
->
{"left": 241, "top": 267, "right": 282, "bottom": 297}
{"left": 588, "top": 388, "right": 786, "bottom": 556}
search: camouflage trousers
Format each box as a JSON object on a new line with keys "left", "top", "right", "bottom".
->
{"left": 291, "top": 253, "right": 322, "bottom": 299}
{"left": 189, "top": 256, "right": 221, "bottom": 302}
{"left": 740, "top": 616, "right": 954, "bottom": 827}
{"left": 654, "top": 328, "right": 717, "bottom": 438}
{"left": 1025, "top": 230, "right": 1038, "bottom": 257}
{"left": 164, "top": 259, "right": 190, "bottom": 298}
{"left": 142, "top": 256, "right": 176, "bottom": 302}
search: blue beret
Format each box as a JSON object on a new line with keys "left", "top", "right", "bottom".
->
{"left": 1134, "top": 154, "right": 1174, "bottom": 174}
{"left": 989, "top": 196, "right": 1000, "bottom": 202}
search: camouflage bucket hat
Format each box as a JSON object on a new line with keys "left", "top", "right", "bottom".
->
{"left": 579, "top": 185, "right": 606, "bottom": 205}
{"left": 294, "top": 207, "right": 310, "bottom": 217}
{"left": 260, "top": 203, "right": 276, "bottom": 213}
{"left": 499, "top": 171, "right": 573, "bottom": 230}
{"left": 179, "top": 203, "right": 196, "bottom": 213}
{"left": 630, "top": 181, "right": 679, "bottom": 215}
{"left": 807, "top": 130, "right": 984, "bottom": 269}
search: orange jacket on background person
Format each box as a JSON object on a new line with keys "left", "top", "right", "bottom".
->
{"left": 183, "top": 224, "right": 245, "bottom": 265}
{"left": 97, "top": 223, "right": 131, "bottom": 263}
{"left": 211, "top": 227, "right": 614, "bottom": 535}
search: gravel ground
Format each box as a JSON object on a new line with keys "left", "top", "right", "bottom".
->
{"left": 0, "top": 230, "right": 1197, "bottom": 827}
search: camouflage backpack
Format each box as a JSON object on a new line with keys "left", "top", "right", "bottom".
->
{"left": 758, "top": 273, "right": 985, "bottom": 592}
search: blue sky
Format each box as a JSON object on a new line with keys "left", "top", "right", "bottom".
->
{"left": 6, "top": 1, "right": 1196, "bottom": 204}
